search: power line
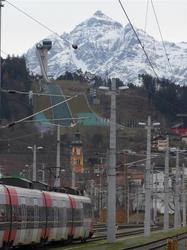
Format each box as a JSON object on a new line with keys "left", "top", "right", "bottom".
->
{"left": 150, "top": 0, "right": 174, "bottom": 76}
{"left": 144, "top": 0, "right": 149, "bottom": 33}
{"left": 1, "top": 50, "right": 8, "bottom": 56}
{"left": 118, "top": 0, "right": 159, "bottom": 79}
{"left": 0, "top": 88, "right": 71, "bottom": 98}
{"left": 0, "top": 132, "right": 38, "bottom": 142}
{"left": 5, "top": 0, "right": 77, "bottom": 49}
{"left": 0, "top": 94, "right": 77, "bottom": 128}
{"left": 23, "top": 117, "right": 89, "bottom": 123}
{"left": 118, "top": 0, "right": 182, "bottom": 115}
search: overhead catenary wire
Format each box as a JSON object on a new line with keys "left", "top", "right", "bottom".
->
{"left": 0, "top": 88, "right": 71, "bottom": 98}
{"left": 0, "top": 132, "right": 39, "bottom": 141}
{"left": 22, "top": 116, "right": 89, "bottom": 123}
{"left": 144, "top": 0, "right": 149, "bottom": 33}
{"left": 118, "top": 0, "right": 183, "bottom": 115}
{"left": 1, "top": 50, "right": 8, "bottom": 56}
{"left": 5, "top": 0, "right": 77, "bottom": 49}
{"left": 6, "top": 0, "right": 71, "bottom": 47}
{"left": 0, "top": 94, "right": 77, "bottom": 128}
{"left": 118, "top": 0, "right": 159, "bottom": 79}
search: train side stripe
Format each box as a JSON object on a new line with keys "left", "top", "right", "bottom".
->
{"left": 6, "top": 187, "right": 18, "bottom": 243}
{"left": 42, "top": 192, "right": 52, "bottom": 240}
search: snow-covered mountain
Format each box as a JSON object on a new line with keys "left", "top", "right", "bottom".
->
{"left": 25, "top": 10, "right": 187, "bottom": 85}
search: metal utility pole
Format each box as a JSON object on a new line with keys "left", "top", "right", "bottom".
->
{"left": 107, "top": 78, "right": 117, "bottom": 243}
{"left": 174, "top": 148, "right": 181, "bottom": 229}
{"left": 54, "top": 124, "right": 61, "bottom": 188}
{"left": 164, "top": 136, "right": 169, "bottom": 231}
{"left": 0, "top": 0, "right": 4, "bottom": 116}
{"left": 144, "top": 116, "right": 152, "bottom": 235}
{"left": 182, "top": 163, "right": 186, "bottom": 227}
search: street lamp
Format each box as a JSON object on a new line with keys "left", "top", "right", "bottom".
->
{"left": 99, "top": 78, "right": 128, "bottom": 243}
{"left": 27, "top": 144, "right": 43, "bottom": 182}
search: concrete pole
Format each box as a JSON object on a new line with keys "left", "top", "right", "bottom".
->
{"left": 127, "top": 178, "right": 130, "bottom": 224}
{"left": 164, "top": 136, "right": 169, "bottom": 231}
{"left": 136, "top": 186, "right": 139, "bottom": 225}
{"left": 72, "top": 171, "right": 75, "bottom": 189}
{"left": 144, "top": 115, "right": 151, "bottom": 236}
{"left": 54, "top": 124, "right": 61, "bottom": 188}
{"left": 107, "top": 78, "right": 117, "bottom": 243}
{"left": 99, "top": 168, "right": 102, "bottom": 212}
{"left": 153, "top": 172, "right": 158, "bottom": 223}
{"left": 0, "top": 1, "right": 4, "bottom": 115}
{"left": 182, "top": 163, "right": 186, "bottom": 227}
{"left": 32, "top": 144, "right": 37, "bottom": 182}
{"left": 151, "top": 162, "right": 155, "bottom": 224}
{"left": 41, "top": 163, "right": 45, "bottom": 183}
{"left": 174, "top": 148, "right": 181, "bottom": 229}
{"left": 124, "top": 155, "right": 128, "bottom": 224}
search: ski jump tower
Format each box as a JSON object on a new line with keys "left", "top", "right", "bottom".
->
{"left": 36, "top": 39, "right": 52, "bottom": 83}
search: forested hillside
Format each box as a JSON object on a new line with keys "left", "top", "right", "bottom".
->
{"left": 1, "top": 56, "right": 32, "bottom": 121}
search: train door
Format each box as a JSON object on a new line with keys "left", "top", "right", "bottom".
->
{"left": 79, "top": 200, "right": 84, "bottom": 239}
{"left": 15, "top": 196, "right": 27, "bottom": 244}
{"left": 61, "top": 199, "right": 68, "bottom": 240}
{"left": 73, "top": 199, "right": 83, "bottom": 239}
{"left": 32, "top": 197, "right": 40, "bottom": 243}
{"left": 25, "top": 196, "right": 34, "bottom": 243}
{"left": 55, "top": 198, "right": 68, "bottom": 241}
{"left": 52, "top": 199, "right": 58, "bottom": 240}
{"left": 83, "top": 201, "right": 93, "bottom": 239}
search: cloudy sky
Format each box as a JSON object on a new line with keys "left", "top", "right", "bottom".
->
{"left": 2, "top": 0, "right": 187, "bottom": 57}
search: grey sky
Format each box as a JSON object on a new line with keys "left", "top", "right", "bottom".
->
{"left": 2, "top": 0, "right": 187, "bottom": 57}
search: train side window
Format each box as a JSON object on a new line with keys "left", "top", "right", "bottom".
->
{"left": 5, "top": 204, "right": 10, "bottom": 222}
{"left": 0, "top": 205, "right": 6, "bottom": 222}
{"left": 83, "top": 203, "right": 92, "bottom": 218}
{"left": 39, "top": 206, "right": 45, "bottom": 221}
{"left": 0, "top": 204, "right": 11, "bottom": 223}
{"left": 34, "top": 198, "right": 39, "bottom": 222}
{"left": 12, "top": 205, "right": 18, "bottom": 222}
{"left": 67, "top": 207, "right": 72, "bottom": 222}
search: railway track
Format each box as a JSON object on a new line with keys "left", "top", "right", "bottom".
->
{"left": 25, "top": 225, "right": 173, "bottom": 250}
{"left": 123, "top": 231, "right": 187, "bottom": 250}
{"left": 90, "top": 225, "right": 161, "bottom": 242}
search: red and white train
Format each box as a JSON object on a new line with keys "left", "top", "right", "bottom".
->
{"left": 0, "top": 184, "right": 93, "bottom": 248}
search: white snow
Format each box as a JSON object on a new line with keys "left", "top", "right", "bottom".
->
{"left": 25, "top": 10, "right": 187, "bottom": 85}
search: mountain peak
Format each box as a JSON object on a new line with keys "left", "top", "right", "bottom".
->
{"left": 25, "top": 10, "right": 187, "bottom": 86}
{"left": 93, "top": 10, "right": 105, "bottom": 17}
{"left": 92, "top": 10, "right": 115, "bottom": 22}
